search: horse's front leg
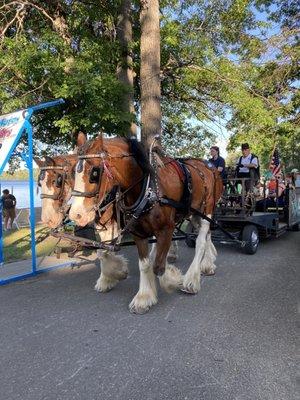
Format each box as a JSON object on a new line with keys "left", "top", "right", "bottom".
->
{"left": 129, "top": 238, "right": 157, "bottom": 314}
{"left": 182, "top": 216, "right": 211, "bottom": 294}
{"left": 153, "top": 230, "right": 183, "bottom": 293}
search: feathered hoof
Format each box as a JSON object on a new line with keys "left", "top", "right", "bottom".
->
{"left": 129, "top": 293, "right": 157, "bottom": 315}
{"left": 159, "top": 265, "right": 183, "bottom": 293}
{"left": 181, "top": 276, "right": 200, "bottom": 294}
{"left": 94, "top": 275, "right": 118, "bottom": 293}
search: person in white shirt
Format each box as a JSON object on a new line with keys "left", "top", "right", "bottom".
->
{"left": 236, "top": 143, "right": 259, "bottom": 192}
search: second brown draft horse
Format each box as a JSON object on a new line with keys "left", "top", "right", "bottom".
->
{"left": 69, "top": 133, "right": 223, "bottom": 314}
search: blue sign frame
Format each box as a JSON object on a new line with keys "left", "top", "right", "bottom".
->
{"left": 0, "top": 99, "right": 64, "bottom": 284}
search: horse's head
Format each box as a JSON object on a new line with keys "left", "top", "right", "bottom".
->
{"left": 35, "top": 154, "right": 77, "bottom": 228}
{"left": 69, "top": 133, "right": 137, "bottom": 227}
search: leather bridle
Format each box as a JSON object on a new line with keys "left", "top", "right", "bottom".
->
{"left": 71, "top": 151, "right": 133, "bottom": 200}
{"left": 39, "top": 165, "right": 67, "bottom": 201}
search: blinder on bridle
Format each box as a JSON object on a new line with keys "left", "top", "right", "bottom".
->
{"left": 38, "top": 165, "right": 66, "bottom": 200}
{"left": 55, "top": 173, "right": 63, "bottom": 188}
{"left": 37, "top": 170, "right": 46, "bottom": 187}
{"left": 89, "top": 166, "right": 102, "bottom": 184}
{"left": 72, "top": 158, "right": 104, "bottom": 198}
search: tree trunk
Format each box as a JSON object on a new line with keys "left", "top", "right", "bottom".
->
{"left": 140, "top": 0, "right": 161, "bottom": 147}
{"left": 117, "top": 0, "right": 137, "bottom": 137}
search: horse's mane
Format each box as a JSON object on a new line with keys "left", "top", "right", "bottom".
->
{"left": 125, "top": 138, "right": 153, "bottom": 176}
{"left": 77, "top": 136, "right": 153, "bottom": 176}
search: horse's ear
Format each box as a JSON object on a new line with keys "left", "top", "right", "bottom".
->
{"left": 34, "top": 157, "right": 44, "bottom": 167}
{"left": 77, "top": 131, "right": 87, "bottom": 147}
{"left": 45, "top": 156, "right": 55, "bottom": 166}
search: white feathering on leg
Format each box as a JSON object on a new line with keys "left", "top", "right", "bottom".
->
{"left": 159, "top": 263, "right": 183, "bottom": 293}
{"left": 94, "top": 251, "right": 128, "bottom": 292}
{"left": 129, "top": 258, "right": 157, "bottom": 314}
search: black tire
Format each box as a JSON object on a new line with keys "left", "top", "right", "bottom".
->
{"left": 291, "top": 223, "right": 300, "bottom": 232}
{"left": 185, "top": 221, "right": 196, "bottom": 248}
{"left": 242, "top": 224, "right": 259, "bottom": 254}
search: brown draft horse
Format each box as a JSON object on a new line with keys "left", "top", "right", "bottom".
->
{"left": 35, "top": 154, "right": 78, "bottom": 228}
{"left": 35, "top": 153, "right": 128, "bottom": 287}
{"left": 69, "top": 133, "right": 223, "bottom": 314}
{"left": 35, "top": 152, "right": 119, "bottom": 239}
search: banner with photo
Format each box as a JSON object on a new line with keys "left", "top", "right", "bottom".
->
{"left": 0, "top": 110, "right": 26, "bottom": 174}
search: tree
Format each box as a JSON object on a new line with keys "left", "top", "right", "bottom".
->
{"left": 0, "top": 0, "right": 131, "bottom": 153}
{"left": 116, "top": 0, "right": 137, "bottom": 137}
{"left": 140, "top": 0, "right": 161, "bottom": 147}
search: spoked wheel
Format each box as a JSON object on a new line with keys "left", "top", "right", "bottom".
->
{"left": 185, "top": 221, "right": 196, "bottom": 248}
{"left": 241, "top": 224, "right": 259, "bottom": 254}
{"left": 291, "top": 223, "right": 300, "bottom": 232}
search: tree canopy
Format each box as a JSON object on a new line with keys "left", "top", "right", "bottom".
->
{"left": 0, "top": 0, "right": 299, "bottom": 169}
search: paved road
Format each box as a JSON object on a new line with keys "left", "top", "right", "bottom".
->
{"left": 0, "top": 232, "right": 299, "bottom": 400}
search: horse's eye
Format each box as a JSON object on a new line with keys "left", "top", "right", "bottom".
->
{"left": 77, "top": 160, "right": 83, "bottom": 173}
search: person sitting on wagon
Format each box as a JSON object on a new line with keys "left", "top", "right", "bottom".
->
{"left": 267, "top": 175, "right": 285, "bottom": 199}
{"left": 236, "top": 143, "right": 260, "bottom": 192}
{"left": 256, "top": 174, "right": 286, "bottom": 210}
{"left": 209, "top": 146, "right": 226, "bottom": 180}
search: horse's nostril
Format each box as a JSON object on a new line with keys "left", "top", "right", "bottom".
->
{"left": 77, "top": 214, "right": 82, "bottom": 219}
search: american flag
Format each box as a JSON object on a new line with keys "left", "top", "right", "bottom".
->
{"left": 269, "top": 147, "right": 281, "bottom": 176}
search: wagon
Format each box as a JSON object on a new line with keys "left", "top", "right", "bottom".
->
{"left": 185, "top": 178, "right": 300, "bottom": 254}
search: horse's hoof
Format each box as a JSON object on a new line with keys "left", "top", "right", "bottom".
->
{"left": 129, "top": 305, "right": 150, "bottom": 315}
{"left": 129, "top": 294, "right": 157, "bottom": 315}
{"left": 94, "top": 284, "right": 113, "bottom": 293}
{"left": 201, "top": 271, "right": 215, "bottom": 276}
{"left": 180, "top": 287, "right": 198, "bottom": 295}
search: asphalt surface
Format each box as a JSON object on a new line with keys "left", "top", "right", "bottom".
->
{"left": 0, "top": 232, "right": 299, "bottom": 400}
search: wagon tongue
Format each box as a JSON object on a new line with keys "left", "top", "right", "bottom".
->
{"left": 50, "top": 230, "right": 120, "bottom": 252}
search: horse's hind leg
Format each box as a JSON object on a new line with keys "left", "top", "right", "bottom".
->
{"left": 182, "top": 215, "right": 211, "bottom": 294}
{"left": 129, "top": 238, "right": 157, "bottom": 314}
{"left": 167, "top": 240, "right": 178, "bottom": 263}
{"left": 200, "top": 232, "right": 217, "bottom": 276}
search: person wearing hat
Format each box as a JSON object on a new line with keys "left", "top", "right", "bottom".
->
{"left": 209, "top": 146, "right": 226, "bottom": 180}
{"left": 236, "top": 143, "right": 260, "bottom": 191}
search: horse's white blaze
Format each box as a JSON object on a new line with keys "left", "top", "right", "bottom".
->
{"left": 129, "top": 257, "right": 157, "bottom": 313}
{"left": 69, "top": 160, "right": 95, "bottom": 225}
{"left": 95, "top": 251, "right": 128, "bottom": 292}
{"left": 183, "top": 215, "right": 211, "bottom": 293}
{"left": 40, "top": 171, "right": 63, "bottom": 227}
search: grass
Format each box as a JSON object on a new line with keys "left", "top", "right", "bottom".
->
{"left": 2, "top": 225, "right": 64, "bottom": 262}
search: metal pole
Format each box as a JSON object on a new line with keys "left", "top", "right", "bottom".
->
{"left": 25, "top": 122, "right": 37, "bottom": 274}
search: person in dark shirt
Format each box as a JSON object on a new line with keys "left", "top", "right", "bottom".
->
{"left": 209, "top": 146, "right": 226, "bottom": 180}
{"left": 1, "top": 189, "right": 16, "bottom": 230}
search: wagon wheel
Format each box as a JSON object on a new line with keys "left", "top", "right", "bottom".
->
{"left": 241, "top": 224, "right": 259, "bottom": 254}
{"left": 291, "top": 223, "right": 300, "bottom": 231}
